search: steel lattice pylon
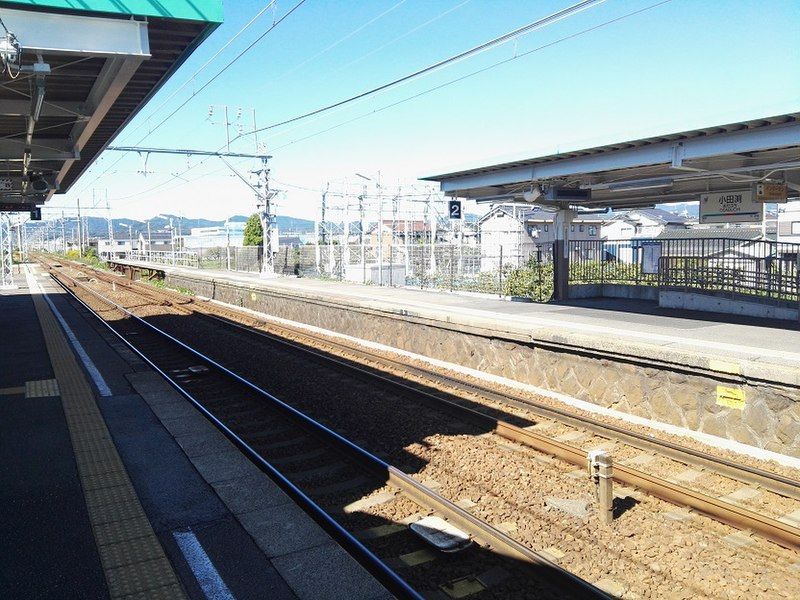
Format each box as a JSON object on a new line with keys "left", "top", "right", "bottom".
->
{"left": 0, "top": 215, "right": 16, "bottom": 289}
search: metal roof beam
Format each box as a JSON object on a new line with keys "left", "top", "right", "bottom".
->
{"left": 436, "top": 119, "right": 800, "bottom": 193}
{"left": 0, "top": 138, "right": 77, "bottom": 160}
{"left": 0, "top": 100, "right": 88, "bottom": 118}
{"left": 51, "top": 52, "right": 147, "bottom": 201}
{"left": 0, "top": 8, "right": 150, "bottom": 58}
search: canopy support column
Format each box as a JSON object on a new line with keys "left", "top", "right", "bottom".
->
{"left": 552, "top": 208, "right": 574, "bottom": 301}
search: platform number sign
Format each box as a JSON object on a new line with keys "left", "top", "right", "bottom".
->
{"left": 448, "top": 199, "right": 462, "bottom": 220}
{"left": 30, "top": 207, "right": 41, "bottom": 221}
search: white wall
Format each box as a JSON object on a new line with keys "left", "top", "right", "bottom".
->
{"left": 777, "top": 201, "right": 800, "bottom": 243}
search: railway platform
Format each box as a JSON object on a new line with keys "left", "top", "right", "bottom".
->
{"left": 0, "top": 264, "right": 393, "bottom": 600}
{"left": 111, "top": 259, "right": 800, "bottom": 459}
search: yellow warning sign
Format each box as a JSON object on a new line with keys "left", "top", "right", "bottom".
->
{"left": 716, "top": 385, "right": 746, "bottom": 410}
{"left": 755, "top": 181, "right": 788, "bottom": 203}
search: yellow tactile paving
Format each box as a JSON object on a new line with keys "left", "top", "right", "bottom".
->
{"left": 27, "top": 268, "right": 186, "bottom": 600}
{"left": 25, "top": 378, "right": 60, "bottom": 398}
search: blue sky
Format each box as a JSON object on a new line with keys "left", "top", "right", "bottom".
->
{"left": 52, "top": 0, "right": 800, "bottom": 221}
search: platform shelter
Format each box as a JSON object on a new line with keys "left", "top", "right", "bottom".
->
{"left": 422, "top": 113, "right": 800, "bottom": 300}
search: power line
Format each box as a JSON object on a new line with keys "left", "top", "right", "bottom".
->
{"left": 268, "top": 0, "right": 673, "bottom": 152}
{"left": 326, "top": 0, "right": 473, "bottom": 79}
{"left": 139, "top": 0, "right": 308, "bottom": 143}
{"left": 117, "top": 1, "right": 279, "bottom": 146}
{"left": 89, "top": 0, "right": 644, "bottom": 211}
{"left": 71, "top": 0, "right": 304, "bottom": 198}
{"left": 271, "top": 0, "right": 409, "bottom": 82}
{"left": 245, "top": 0, "right": 606, "bottom": 136}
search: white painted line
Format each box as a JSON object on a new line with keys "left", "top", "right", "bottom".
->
{"left": 173, "top": 529, "right": 235, "bottom": 600}
{"left": 25, "top": 267, "right": 113, "bottom": 397}
{"left": 213, "top": 297, "right": 800, "bottom": 470}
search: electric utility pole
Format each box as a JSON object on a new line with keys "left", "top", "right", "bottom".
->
{"left": 106, "top": 145, "right": 274, "bottom": 274}
{"left": 76, "top": 197, "right": 83, "bottom": 257}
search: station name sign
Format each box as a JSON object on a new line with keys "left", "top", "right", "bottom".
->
{"left": 699, "top": 190, "right": 762, "bottom": 224}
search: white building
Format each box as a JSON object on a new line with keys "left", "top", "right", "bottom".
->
{"left": 777, "top": 201, "right": 800, "bottom": 243}
{"left": 182, "top": 221, "right": 245, "bottom": 249}
{"left": 478, "top": 204, "right": 613, "bottom": 270}
{"left": 98, "top": 238, "right": 136, "bottom": 259}
{"left": 601, "top": 208, "right": 690, "bottom": 240}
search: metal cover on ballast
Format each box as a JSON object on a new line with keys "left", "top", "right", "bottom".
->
{"left": 409, "top": 516, "right": 472, "bottom": 553}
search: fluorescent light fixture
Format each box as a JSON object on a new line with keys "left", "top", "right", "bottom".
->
{"left": 605, "top": 177, "right": 674, "bottom": 192}
{"left": 472, "top": 193, "right": 520, "bottom": 204}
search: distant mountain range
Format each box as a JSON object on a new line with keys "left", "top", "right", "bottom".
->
{"left": 29, "top": 211, "right": 484, "bottom": 240}
{"left": 29, "top": 213, "right": 317, "bottom": 239}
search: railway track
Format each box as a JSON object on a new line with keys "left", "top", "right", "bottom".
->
{"left": 45, "top": 261, "right": 609, "bottom": 599}
{"left": 49, "top": 259, "right": 800, "bottom": 553}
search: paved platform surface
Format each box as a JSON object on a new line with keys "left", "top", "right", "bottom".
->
{"left": 1, "top": 265, "right": 392, "bottom": 600}
{"left": 119, "top": 261, "right": 800, "bottom": 383}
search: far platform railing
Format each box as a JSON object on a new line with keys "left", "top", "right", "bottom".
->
{"left": 568, "top": 238, "right": 800, "bottom": 303}
{"left": 122, "top": 237, "right": 800, "bottom": 306}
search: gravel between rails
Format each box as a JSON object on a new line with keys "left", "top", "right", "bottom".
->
{"left": 61, "top": 266, "right": 800, "bottom": 599}
{"left": 76, "top": 263, "right": 800, "bottom": 480}
{"left": 58, "top": 270, "right": 594, "bottom": 599}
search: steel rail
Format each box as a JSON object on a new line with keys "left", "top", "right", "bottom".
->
{"left": 46, "top": 270, "right": 422, "bottom": 600}
{"left": 300, "top": 328, "right": 800, "bottom": 500}
{"left": 69, "top": 260, "right": 800, "bottom": 501}
{"left": 47, "top": 263, "right": 611, "bottom": 599}
{"left": 51, "top": 260, "right": 800, "bottom": 549}
{"left": 100, "top": 270, "right": 800, "bottom": 549}
{"left": 200, "top": 307, "right": 800, "bottom": 551}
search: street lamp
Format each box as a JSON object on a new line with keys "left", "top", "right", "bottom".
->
{"left": 355, "top": 172, "right": 384, "bottom": 285}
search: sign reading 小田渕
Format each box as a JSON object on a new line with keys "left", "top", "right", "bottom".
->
{"left": 699, "top": 190, "right": 763, "bottom": 224}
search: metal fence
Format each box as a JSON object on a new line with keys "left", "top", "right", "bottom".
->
{"left": 307, "top": 242, "right": 554, "bottom": 300}
{"left": 130, "top": 247, "right": 262, "bottom": 272}
{"left": 127, "top": 237, "right": 800, "bottom": 306}
{"left": 569, "top": 238, "right": 800, "bottom": 303}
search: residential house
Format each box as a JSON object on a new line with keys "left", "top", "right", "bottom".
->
{"left": 365, "top": 220, "right": 439, "bottom": 246}
{"left": 98, "top": 238, "right": 136, "bottom": 259}
{"left": 477, "top": 204, "right": 614, "bottom": 270}
{"left": 138, "top": 231, "right": 176, "bottom": 254}
{"left": 601, "top": 208, "right": 691, "bottom": 240}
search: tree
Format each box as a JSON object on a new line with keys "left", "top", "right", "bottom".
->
{"left": 243, "top": 213, "right": 263, "bottom": 246}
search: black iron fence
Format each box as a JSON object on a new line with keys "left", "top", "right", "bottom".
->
{"left": 569, "top": 238, "right": 800, "bottom": 303}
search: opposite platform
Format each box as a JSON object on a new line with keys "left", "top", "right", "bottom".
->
{"left": 109, "top": 260, "right": 800, "bottom": 457}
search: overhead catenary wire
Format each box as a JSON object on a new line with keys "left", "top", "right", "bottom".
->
{"left": 268, "top": 0, "right": 673, "bottom": 152}
{"left": 244, "top": 0, "right": 606, "bottom": 137}
{"left": 82, "top": 0, "right": 663, "bottom": 210}
{"left": 70, "top": 0, "right": 305, "bottom": 199}
{"left": 62, "top": 0, "right": 669, "bottom": 219}
{"left": 117, "top": 0, "right": 279, "bottom": 145}
{"left": 137, "top": 0, "right": 308, "bottom": 143}
{"left": 270, "top": 0, "right": 409, "bottom": 83}
{"left": 326, "top": 0, "right": 473, "bottom": 80}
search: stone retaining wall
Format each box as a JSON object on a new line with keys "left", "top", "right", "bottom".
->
{"left": 167, "top": 273, "right": 800, "bottom": 457}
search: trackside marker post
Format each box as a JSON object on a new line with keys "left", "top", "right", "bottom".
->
{"left": 588, "top": 449, "right": 614, "bottom": 525}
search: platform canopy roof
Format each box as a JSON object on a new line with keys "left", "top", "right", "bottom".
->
{"left": 0, "top": 0, "right": 222, "bottom": 210}
{"left": 422, "top": 113, "right": 800, "bottom": 210}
